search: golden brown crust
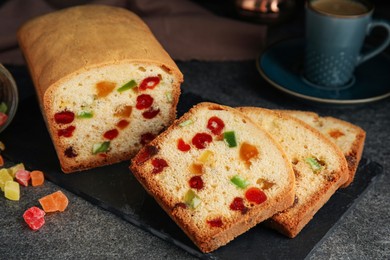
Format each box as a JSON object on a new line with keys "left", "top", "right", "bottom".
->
{"left": 18, "top": 5, "right": 183, "bottom": 173}
{"left": 131, "top": 102, "right": 295, "bottom": 252}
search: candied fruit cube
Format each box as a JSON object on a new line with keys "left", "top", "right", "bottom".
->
{"left": 4, "top": 181, "right": 20, "bottom": 201}
{"left": 8, "top": 163, "right": 25, "bottom": 178}
{"left": 15, "top": 169, "right": 31, "bottom": 187}
{"left": 52, "top": 191, "right": 69, "bottom": 212}
{"left": 39, "top": 191, "right": 69, "bottom": 212}
{"left": 23, "top": 207, "right": 45, "bottom": 231}
{"left": 30, "top": 170, "right": 44, "bottom": 186}
{"left": 0, "top": 168, "right": 13, "bottom": 191}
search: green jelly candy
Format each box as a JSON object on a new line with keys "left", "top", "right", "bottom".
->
{"left": 92, "top": 141, "right": 110, "bottom": 154}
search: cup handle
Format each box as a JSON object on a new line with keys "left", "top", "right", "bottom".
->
{"left": 357, "top": 20, "right": 390, "bottom": 65}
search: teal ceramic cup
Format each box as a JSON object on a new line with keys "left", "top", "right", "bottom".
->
{"left": 304, "top": 0, "right": 390, "bottom": 89}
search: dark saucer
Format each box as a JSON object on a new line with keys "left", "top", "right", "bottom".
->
{"left": 257, "top": 38, "right": 390, "bottom": 105}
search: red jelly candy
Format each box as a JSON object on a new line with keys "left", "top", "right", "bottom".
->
{"left": 23, "top": 206, "right": 45, "bottom": 231}
{"left": 139, "top": 76, "right": 160, "bottom": 91}
{"left": 245, "top": 187, "right": 267, "bottom": 204}
{"left": 15, "top": 169, "right": 31, "bottom": 187}
{"left": 207, "top": 116, "right": 225, "bottom": 135}
{"left": 54, "top": 111, "right": 74, "bottom": 124}
{"left": 177, "top": 138, "right": 191, "bottom": 152}
{"left": 136, "top": 94, "right": 154, "bottom": 110}
{"left": 58, "top": 125, "right": 76, "bottom": 137}
{"left": 230, "top": 197, "right": 248, "bottom": 214}
{"left": 104, "top": 129, "right": 119, "bottom": 140}
{"left": 207, "top": 218, "right": 223, "bottom": 228}
{"left": 141, "top": 133, "right": 156, "bottom": 145}
{"left": 189, "top": 176, "right": 204, "bottom": 190}
{"left": 151, "top": 158, "right": 168, "bottom": 174}
{"left": 174, "top": 202, "right": 187, "bottom": 209}
{"left": 192, "top": 133, "right": 212, "bottom": 149}
{"left": 142, "top": 107, "right": 160, "bottom": 119}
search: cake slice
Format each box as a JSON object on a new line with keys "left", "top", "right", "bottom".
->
{"left": 279, "top": 110, "right": 365, "bottom": 187}
{"left": 131, "top": 102, "right": 295, "bottom": 253}
{"left": 238, "top": 107, "right": 348, "bottom": 238}
{"left": 17, "top": 5, "right": 183, "bottom": 173}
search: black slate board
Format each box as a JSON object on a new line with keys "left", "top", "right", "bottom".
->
{"left": 0, "top": 66, "right": 383, "bottom": 259}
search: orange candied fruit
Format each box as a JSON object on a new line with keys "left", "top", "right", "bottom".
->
{"left": 30, "top": 170, "right": 45, "bottom": 186}
{"left": 39, "top": 191, "right": 69, "bottom": 212}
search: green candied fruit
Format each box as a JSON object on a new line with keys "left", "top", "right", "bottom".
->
{"left": 223, "top": 131, "right": 237, "bottom": 148}
{"left": 305, "top": 157, "right": 323, "bottom": 173}
{"left": 92, "top": 141, "right": 110, "bottom": 154}
{"left": 184, "top": 189, "right": 201, "bottom": 209}
{"left": 165, "top": 91, "right": 173, "bottom": 103}
{"left": 230, "top": 175, "right": 250, "bottom": 189}
{"left": 179, "top": 119, "right": 194, "bottom": 127}
{"left": 117, "top": 80, "right": 137, "bottom": 92}
{"left": 0, "top": 102, "right": 8, "bottom": 113}
{"left": 77, "top": 111, "right": 93, "bottom": 118}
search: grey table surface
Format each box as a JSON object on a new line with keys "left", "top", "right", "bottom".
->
{"left": 0, "top": 60, "right": 389, "bottom": 259}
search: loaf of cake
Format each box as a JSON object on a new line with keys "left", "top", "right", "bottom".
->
{"left": 238, "top": 107, "right": 348, "bottom": 238}
{"left": 131, "top": 102, "right": 295, "bottom": 253}
{"left": 280, "top": 110, "right": 365, "bottom": 188}
{"left": 17, "top": 5, "right": 183, "bottom": 173}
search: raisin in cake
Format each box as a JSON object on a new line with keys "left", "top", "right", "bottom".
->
{"left": 131, "top": 103, "right": 295, "bottom": 253}
{"left": 238, "top": 107, "right": 348, "bottom": 238}
{"left": 280, "top": 110, "right": 365, "bottom": 188}
{"left": 17, "top": 5, "right": 183, "bottom": 173}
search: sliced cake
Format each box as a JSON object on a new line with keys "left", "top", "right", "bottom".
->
{"left": 17, "top": 5, "right": 183, "bottom": 173}
{"left": 238, "top": 107, "right": 348, "bottom": 238}
{"left": 280, "top": 110, "right": 365, "bottom": 187}
{"left": 131, "top": 102, "right": 295, "bottom": 252}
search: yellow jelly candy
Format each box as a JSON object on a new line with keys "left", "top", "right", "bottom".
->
{"left": 8, "top": 163, "right": 25, "bottom": 178}
{"left": 4, "top": 181, "right": 20, "bottom": 201}
{"left": 0, "top": 168, "right": 13, "bottom": 191}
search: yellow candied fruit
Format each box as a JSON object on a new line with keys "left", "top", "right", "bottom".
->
{"left": 4, "top": 181, "right": 20, "bottom": 201}
{"left": 8, "top": 163, "right": 25, "bottom": 178}
{"left": 198, "top": 150, "right": 214, "bottom": 165}
{"left": 0, "top": 168, "right": 13, "bottom": 191}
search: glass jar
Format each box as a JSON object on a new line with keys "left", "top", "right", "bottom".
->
{"left": 0, "top": 64, "right": 18, "bottom": 133}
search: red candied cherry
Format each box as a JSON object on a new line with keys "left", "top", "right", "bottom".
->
{"left": 189, "top": 176, "right": 204, "bottom": 190}
{"left": 245, "top": 187, "right": 267, "bottom": 205}
{"left": 207, "top": 116, "right": 225, "bottom": 135}
{"left": 104, "top": 129, "right": 119, "bottom": 140}
{"left": 207, "top": 218, "right": 223, "bottom": 228}
{"left": 140, "top": 132, "right": 156, "bottom": 145}
{"left": 116, "top": 119, "right": 130, "bottom": 129}
{"left": 58, "top": 125, "right": 76, "bottom": 137}
{"left": 177, "top": 138, "right": 191, "bottom": 152}
{"left": 136, "top": 94, "right": 154, "bottom": 110}
{"left": 151, "top": 158, "right": 168, "bottom": 174}
{"left": 139, "top": 76, "right": 160, "bottom": 91}
{"left": 192, "top": 133, "right": 212, "bottom": 149}
{"left": 230, "top": 197, "right": 248, "bottom": 214}
{"left": 142, "top": 107, "right": 160, "bottom": 119}
{"left": 135, "top": 145, "right": 158, "bottom": 165}
{"left": 54, "top": 111, "right": 74, "bottom": 124}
